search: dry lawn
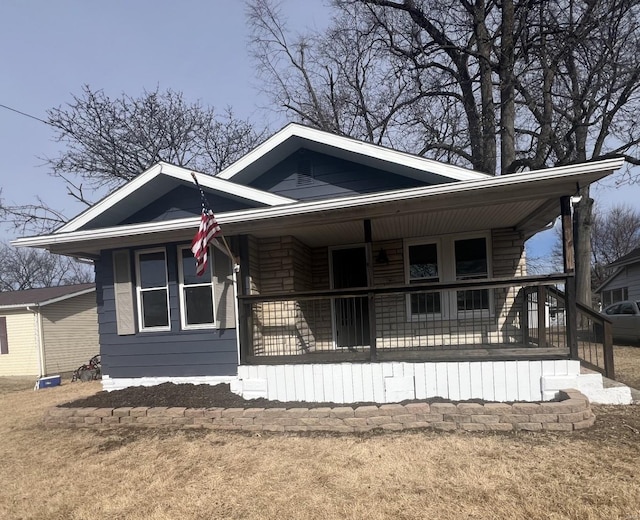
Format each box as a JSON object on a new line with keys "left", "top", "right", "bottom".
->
{"left": 613, "top": 344, "right": 640, "bottom": 390}
{"left": 0, "top": 378, "right": 638, "bottom": 520}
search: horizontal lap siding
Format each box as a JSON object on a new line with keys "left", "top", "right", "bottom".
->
{"left": 97, "top": 247, "right": 238, "bottom": 379}
{"left": 0, "top": 311, "right": 39, "bottom": 376}
{"left": 41, "top": 292, "right": 99, "bottom": 374}
{"left": 603, "top": 263, "right": 640, "bottom": 301}
{"left": 249, "top": 151, "right": 430, "bottom": 201}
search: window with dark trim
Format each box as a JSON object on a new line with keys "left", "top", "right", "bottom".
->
{"left": 0, "top": 317, "right": 8, "bottom": 355}
{"left": 601, "top": 287, "right": 628, "bottom": 307}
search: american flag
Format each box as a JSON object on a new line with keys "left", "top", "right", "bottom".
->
{"left": 191, "top": 202, "right": 221, "bottom": 277}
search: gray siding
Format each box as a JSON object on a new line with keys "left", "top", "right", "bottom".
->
{"left": 96, "top": 244, "right": 238, "bottom": 378}
{"left": 122, "top": 185, "right": 257, "bottom": 225}
{"left": 248, "top": 149, "right": 434, "bottom": 201}
{"left": 602, "top": 263, "right": 640, "bottom": 302}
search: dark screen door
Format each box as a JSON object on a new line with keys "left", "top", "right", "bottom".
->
{"left": 331, "top": 247, "right": 370, "bottom": 348}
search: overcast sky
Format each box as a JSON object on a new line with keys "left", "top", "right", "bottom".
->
{"left": 0, "top": 0, "right": 637, "bottom": 263}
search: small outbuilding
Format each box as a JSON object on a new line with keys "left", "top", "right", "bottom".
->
{"left": 0, "top": 284, "right": 98, "bottom": 377}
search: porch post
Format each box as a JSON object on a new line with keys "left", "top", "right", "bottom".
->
{"left": 561, "top": 196, "right": 578, "bottom": 359}
{"left": 236, "top": 235, "right": 252, "bottom": 364}
{"left": 364, "top": 219, "right": 377, "bottom": 361}
{"left": 536, "top": 285, "right": 547, "bottom": 348}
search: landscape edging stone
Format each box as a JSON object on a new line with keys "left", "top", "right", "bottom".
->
{"left": 44, "top": 389, "right": 595, "bottom": 433}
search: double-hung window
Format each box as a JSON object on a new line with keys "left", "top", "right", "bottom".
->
{"left": 178, "top": 245, "right": 215, "bottom": 329}
{"left": 135, "top": 249, "right": 170, "bottom": 331}
{"left": 454, "top": 237, "right": 489, "bottom": 315}
{"left": 407, "top": 242, "right": 441, "bottom": 316}
{"left": 405, "top": 234, "right": 491, "bottom": 319}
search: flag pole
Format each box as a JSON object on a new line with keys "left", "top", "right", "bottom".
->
{"left": 190, "top": 172, "right": 239, "bottom": 271}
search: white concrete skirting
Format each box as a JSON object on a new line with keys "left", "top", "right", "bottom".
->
{"left": 234, "top": 360, "right": 633, "bottom": 405}
{"left": 101, "top": 375, "right": 237, "bottom": 392}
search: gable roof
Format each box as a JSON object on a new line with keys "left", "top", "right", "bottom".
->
{"left": 57, "top": 162, "right": 296, "bottom": 234}
{"left": 607, "top": 247, "right": 640, "bottom": 268}
{"left": 0, "top": 283, "right": 95, "bottom": 310}
{"left": 216, "top": 123, "right": 490, "bottom": 184}
{"left": 594, "top": 247, "right": 640, "bottom": 293}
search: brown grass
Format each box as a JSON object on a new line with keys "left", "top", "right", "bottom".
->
{"left": 613, "top": 344, "right": 640, "bottom": 390}
{"left": 0, "top": 380, "right": 639, "bottom": 520}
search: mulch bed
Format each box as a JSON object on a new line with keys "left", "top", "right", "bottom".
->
{"left": 60, "top": 382, "right": 388, "bottom": 409}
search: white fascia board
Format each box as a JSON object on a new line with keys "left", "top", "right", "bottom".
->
{"left": 56, "top": 163, "right": 164, "bottom": 234}
{"left": 593, "top": 267, "right": 624, "bottom": 293}
{"left": 12, "top": 157, "right": 624, "bottom": 250}
{"left": 217, "top": 123, "right": 488, "bottom": 182}
{"left": 0, "top": 287, "right": 96, "bottom": 310}
{"left": 56, "top": 162, "right": 295, "bottom": 235}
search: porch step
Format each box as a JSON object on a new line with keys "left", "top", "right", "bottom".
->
{"left": 543, "top": 373, "right": 633, "bottom": 405}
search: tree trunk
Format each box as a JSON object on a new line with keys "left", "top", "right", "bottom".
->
{"left": 573, "top": 188, "right": 594, "bottom": 307}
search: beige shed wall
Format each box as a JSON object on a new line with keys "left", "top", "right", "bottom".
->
{"left": 0, "top": 310, "right": 40, "bottom": 376}
{"left": 41, "top": 292, "right": 99, "bottom": 374}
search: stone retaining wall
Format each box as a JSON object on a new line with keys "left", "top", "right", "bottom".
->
{"left": 45, "top": 389, "right": 595, "bottom": 433}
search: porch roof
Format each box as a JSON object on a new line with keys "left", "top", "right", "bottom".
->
{"left": 12, "top": 157, "right": 625, "bottom": 257}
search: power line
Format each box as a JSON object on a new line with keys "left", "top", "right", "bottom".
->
{"left": 0, "top": 103, "right": 50, "bottom": 126}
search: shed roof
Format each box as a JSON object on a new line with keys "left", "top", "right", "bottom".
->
{"left": 0, "top": 283, "right": 95, "bottom": 309}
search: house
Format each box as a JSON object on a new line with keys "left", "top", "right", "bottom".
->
{"left": 0, "top": 284, "right": 98, "bottom": 377}
{"left": 13, "top": 124, "right": 630, "bottom": 403}
{"left": 595, "top": 247, "right": 640, "bottom": 307}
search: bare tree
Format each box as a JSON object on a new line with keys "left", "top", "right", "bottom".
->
{"left": 591, "top": 204, "right": 640, "bottom": 287}
{"left": 0, "top": 241, "right": 93, "bottom": 291}
{"left": 249, "top": 0, "right": 640, "bottom": 306}
{"left": 45, "top": 85, "right": 262, "bottom": 205}
{"left": 3, "top": 86, "right": 263, "bottom": 236}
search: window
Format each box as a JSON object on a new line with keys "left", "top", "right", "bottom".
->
{"left": 455, "top": 237, "right": 489, "bottom": 314}
{"left": 0, "top": 317, "right": 7, "bottom": 355}
{"left": 178, "top": 246, "right": 215, "bottom": 329}
{"left": 135, "top": 249, "right": 170, "bottom": 331}
{"left": 405, "top": 234, "right": 491, "bottom": 319}
{"left": 408, "top": 242, "right": 441, "bottom": 315}
{"left": 601, "top": 287, "right": 628, "bottom": 307}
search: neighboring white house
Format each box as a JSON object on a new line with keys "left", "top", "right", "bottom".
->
{"left": 0, "top": 284, "right": 98, "bottom": 377}
{"left": 596, "top": 248, "right": 640, "bottom": 307}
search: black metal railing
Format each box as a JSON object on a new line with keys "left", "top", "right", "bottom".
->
{"left": 239, "top": 274, "right": 580, "bottom": 365}
{"left": 535, "top": 286, "right": 615, "bottom": 379}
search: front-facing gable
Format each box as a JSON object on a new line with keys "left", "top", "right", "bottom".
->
{"left": 56, "top": 162, "right": 296, "bottom": 234}
{"left": 217, "top": 123, "right": 490, "bottom": 185}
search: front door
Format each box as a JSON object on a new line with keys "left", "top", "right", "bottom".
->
{"left": 331, "top": 247, "right": 370, "bottom": 348}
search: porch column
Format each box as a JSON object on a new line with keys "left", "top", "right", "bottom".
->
{"left": 236, "top": 235, "right": 252, "bottom": 364}
{"left": 364, "top": 219, "right": 377, "bottom": 361}
{"left": 560, "top": 196, "right": 578, "bottom": 359}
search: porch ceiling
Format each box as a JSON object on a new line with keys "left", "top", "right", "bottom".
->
{"left": 225, "top": 196, "right": 553, "bottom": 247}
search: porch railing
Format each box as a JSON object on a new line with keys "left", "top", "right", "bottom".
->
{"left": 238, "top": 274, "right": 585, "bottom": 365}
{"left": 523, "top": 285, "right": 615, "bottom": 379}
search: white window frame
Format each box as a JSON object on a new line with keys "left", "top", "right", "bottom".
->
{"left": 450, "top": 233, "right": 492, "bottom": 318}
{"left": 135, "top": 248, "right": 171, "bottom": 332}
{"left": 177, "top": 245, "right": 216, "bottom": 330}
{"left": 404, "top": 232, "right": 492, "bottom": 320}
{"left": 404, "top": 238, "right": 443, "bottom": 320}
